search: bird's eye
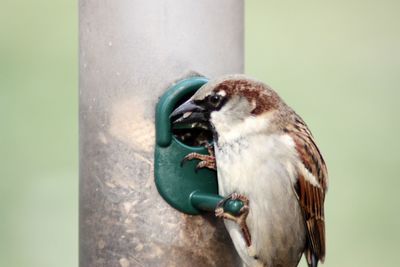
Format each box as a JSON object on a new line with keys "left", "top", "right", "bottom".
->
{"left": 209, "top": 94, "right": 221, "bottom": 105}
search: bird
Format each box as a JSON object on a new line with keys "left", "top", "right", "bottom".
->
{"left": 170, "top": 75, "right": 328, "bottom": 267}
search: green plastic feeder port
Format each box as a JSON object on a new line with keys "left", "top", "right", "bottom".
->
{"left": 155, "top": 77, "right": 243, "bottom": 215}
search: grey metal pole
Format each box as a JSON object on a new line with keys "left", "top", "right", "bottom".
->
{"left": 79, "top": 1, "right": 244, "bottom": 266}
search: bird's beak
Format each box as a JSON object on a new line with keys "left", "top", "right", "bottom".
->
{"left": 170, "top": 100, "right": 208, "bottom": 125}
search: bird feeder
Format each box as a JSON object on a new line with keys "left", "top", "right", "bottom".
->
{"left": 80, "top": 1, "right": 244, "bottom": 266}
{"left": 155, "top": 77, "right": 244, "bottom": 215}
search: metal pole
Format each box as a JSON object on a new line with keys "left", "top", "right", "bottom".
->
{"left": 79, "top": 1, "right": 244, "bottom": 266}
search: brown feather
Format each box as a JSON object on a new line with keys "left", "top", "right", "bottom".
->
{"left": 286, "top": 113, "right": 328, "bottom": 263}
{"left": 213, "top": 79, "right": 281, "bottom": 115}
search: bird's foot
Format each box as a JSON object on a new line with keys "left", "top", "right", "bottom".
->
{"left": 181, "top": 143, "right": 216, "bottom": 171}
{"left": 215, "top": 193, "right": 252, "bottom": 247}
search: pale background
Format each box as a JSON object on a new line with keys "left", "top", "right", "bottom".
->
{"left": 1, "top": 0, "right": 399, "bottom": 266}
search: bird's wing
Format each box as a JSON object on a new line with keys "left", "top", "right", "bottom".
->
{"left": 286, "top": 114, "right": 328, "bottom": 266}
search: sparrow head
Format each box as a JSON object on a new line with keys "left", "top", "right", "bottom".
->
{"left": 170, "top": 75, "right": 287, "bottom": 141}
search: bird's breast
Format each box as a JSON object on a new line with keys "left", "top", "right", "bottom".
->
{"left": 215, "top": 133, "right": 297, "bottom": 196}
{"left": 215, "top": 133, "right": 306, "bottom": 267}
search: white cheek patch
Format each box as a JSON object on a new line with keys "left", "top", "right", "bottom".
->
{"left": 212, "top": 112, "right": 274, "bottom": 144}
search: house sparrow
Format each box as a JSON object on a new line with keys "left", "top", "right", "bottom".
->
{"left": 171, "top": 75, "right": 328, "bottom": 267}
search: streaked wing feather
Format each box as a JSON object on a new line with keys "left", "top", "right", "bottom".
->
{"left": 287, "top": 114, "right": 328, "bottom": 264}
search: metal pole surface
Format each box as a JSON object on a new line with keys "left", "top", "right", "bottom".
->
{"left": 79, "top": 1, "right": 244, "bottom": 266}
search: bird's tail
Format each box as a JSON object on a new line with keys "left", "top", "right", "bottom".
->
{"left": 305, "top": 249, "right": 319, "bottom": 267}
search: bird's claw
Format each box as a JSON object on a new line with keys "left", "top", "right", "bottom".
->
{"left": 215, "top": 192, "right": 252, "bottom": 247}
{"left": 194, "top": 160, "right": 214, "bottom": 172}
{"left": 215, "top": 207, "right": 224, "bottom": 217}
{"left": 180, "top": 143, "right": 216, "bottom": 171}
{"left": 180, "top": 152, "right": 196, "bottom": 167}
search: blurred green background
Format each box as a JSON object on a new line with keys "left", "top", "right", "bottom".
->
{"left": 0, "top": 0, "right": 77, "bottom": 267}
{"left": 1, "top": 0, "right": 399, "bottom": 267}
